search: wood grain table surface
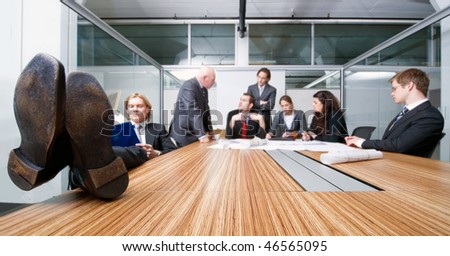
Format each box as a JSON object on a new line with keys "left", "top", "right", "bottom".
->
{"left": 1, "top": 141, "right": 449, "bottom": 236}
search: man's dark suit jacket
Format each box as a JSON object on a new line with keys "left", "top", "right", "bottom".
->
{"left": 247, "top": 83, "right": 277, "bottom": 132}
{"left": 247, "top": 83, "right": 277, "bottom": 111}
{"left": 169, "top": 77, "right": 212, "bottom": 147}
{"left": 111, "top": 122, "right": 177, "bottom": 169}
{"left": 362, "top": 101, "right": 444, "bottom": 157}
{"left": 269, "top": 110, "right": 307, "bottom": 137}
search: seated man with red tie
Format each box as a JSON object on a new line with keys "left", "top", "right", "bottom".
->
{"left": 225, "top": 93, "right": 266, "bottom": 139}
{"left": 111, "top": 92, "right": 177, "bottom": 169}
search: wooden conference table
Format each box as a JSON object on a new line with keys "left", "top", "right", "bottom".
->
{"left": 1, "top": 140, "right": 450, "bottom": 236}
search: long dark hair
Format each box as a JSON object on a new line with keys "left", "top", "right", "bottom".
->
{"left": 311, "top": 90, "right": 341, "bottom": 135}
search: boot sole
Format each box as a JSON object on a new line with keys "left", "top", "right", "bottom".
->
{"left": 66, "top": 72, "right": 128, "bottom": 199}
{"left": 8, "top": 53, "right": 66, "bottom": 190}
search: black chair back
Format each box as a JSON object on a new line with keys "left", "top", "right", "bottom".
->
{"left": 425, "top": 132, "right": 446, "bottom": 158}
{"left": 351, "top": 126, "right": 376, "bottom": 140}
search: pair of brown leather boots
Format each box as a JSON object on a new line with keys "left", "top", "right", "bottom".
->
{"left": 8, "top": 53, "right": 128, "bottom": 199}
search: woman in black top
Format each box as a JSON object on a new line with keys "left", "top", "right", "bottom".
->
{"left": 302, "top": 90, "right": 348, "bottom": 143}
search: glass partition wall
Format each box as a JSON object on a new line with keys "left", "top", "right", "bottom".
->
{"left": 63, "top": 1, "right": 164, "bottom": 125}
{"left": 342, "top": 8, "right": 450, "bottom": 161}
{"left": 77, "top": 22, "right": 163, "bottom": 124}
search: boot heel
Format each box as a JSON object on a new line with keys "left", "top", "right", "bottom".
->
{"left": 83, "top": 157, "right": 129, "bottom": 199}
{"left": 7, "top": 149, "right": 42, "bottom": 190}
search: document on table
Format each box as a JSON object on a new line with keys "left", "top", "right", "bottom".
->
{"left": 209, "top": 138, "right": 354, "bottom": 152}
{"left": 209, "top": 138, "right": 384, "bottom": 164}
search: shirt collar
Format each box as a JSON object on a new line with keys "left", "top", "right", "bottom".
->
{"left": 405, "top": 98, "right": 428, "bottom": 111}
{"left": 130, "top": 121, "right": 146, "bottom": 127}
{"left": 195, "top": 77, "right": 206, "bottom": 89}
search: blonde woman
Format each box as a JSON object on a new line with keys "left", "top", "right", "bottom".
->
{"left": 266, "top": 95, "right": 307, "bottom": 139}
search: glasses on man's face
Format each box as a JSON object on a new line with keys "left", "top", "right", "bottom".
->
{"left": 391, "top": 85, "right": 402, "bottom": 92}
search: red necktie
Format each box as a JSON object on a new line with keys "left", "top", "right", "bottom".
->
{"left": 242, "top": 121, "right": 247, "bottom": 138}
{"left": 241, "top": 114, "right": 249, "bottom": 138}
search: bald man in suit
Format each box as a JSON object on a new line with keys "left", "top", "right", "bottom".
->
{"left": 169, "top": 66, "right": 216, "bottom": 147}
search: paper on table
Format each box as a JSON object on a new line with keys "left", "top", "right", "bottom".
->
{"left": 209, "top": 139, "right": 354, "bottom": 151}
{"left": 214, "top": 137, "right": 269, "bottom": 149}
{"left": 320, "top": 149, "right": 383, "bottom": 165}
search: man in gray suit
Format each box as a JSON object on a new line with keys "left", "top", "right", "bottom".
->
{"left": 345, "top": 68, "right": 444, "bottom": 157}
{"left": 247, "top": 68, "right": 277, "bottom": 132}
{"left": 169, "top": 66, "right": 216, "bottom": 147}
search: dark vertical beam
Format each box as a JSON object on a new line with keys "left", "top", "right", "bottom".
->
{"left": 238, "top": 0, "right": 247, "bottom": 38}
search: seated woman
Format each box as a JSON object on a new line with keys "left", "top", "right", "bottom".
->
{"left": 225, "top": 93, "right": 266, "bottom": 139}
{"left": 301, "top": 90, "right": 348, "bottom": 143}
{"left": 266, "top": 95, "right": 307, "bottom": 139}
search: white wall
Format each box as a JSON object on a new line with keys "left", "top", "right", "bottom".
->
{"left": 0, "top": 0, "right": 71, "bottom": 203}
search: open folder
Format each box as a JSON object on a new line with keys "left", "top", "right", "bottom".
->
{"left": 320, "top": 149, "right": 383, "bottom": 165}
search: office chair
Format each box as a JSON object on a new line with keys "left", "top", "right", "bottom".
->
{"left": 351, "top": 126, "right": 376, "bottom": 140}
{"left": 225, "top": 109, "right": 264, "bottom": 139}
{"left": 225, "top": 109, "right": 240, "bottom": 139}
{"left": 425, "top": 132, "right": 446, "bottom": 158}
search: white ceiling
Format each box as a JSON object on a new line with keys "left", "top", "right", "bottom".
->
{"left": 81, "top": 0, "right": 437, "bottom": 20}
